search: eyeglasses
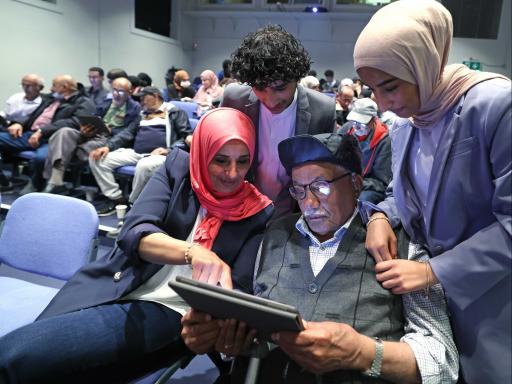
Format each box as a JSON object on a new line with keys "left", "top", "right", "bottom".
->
{"left": 349, "top": 121, "right": 368, "bottom": 130}
{"left": 112, "top": 89, "right": 127, "bottom": 95}
{"left": 289, "top": 172, "right": 351, "bottom": 200}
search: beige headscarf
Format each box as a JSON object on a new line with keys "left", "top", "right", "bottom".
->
{"left": 353, "top": 0, "right": 509, "bottom": 128}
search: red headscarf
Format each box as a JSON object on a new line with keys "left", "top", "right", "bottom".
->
{"left": 190, "top": 107, "right": 272, "bottom": 250}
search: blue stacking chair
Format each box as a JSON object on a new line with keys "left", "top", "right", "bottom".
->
{"left": 0, "top": 193, "right": 99, "bottom": 336}
{"left": 170, "top": 101, "right": 198, "bottom": 119}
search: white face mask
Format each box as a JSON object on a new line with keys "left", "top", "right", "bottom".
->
{"left": 52, "top": 92, "right": 64, "bottom": 100}
{"left": 180, "top": 80, "right": 191, "bottom": 88}
{"left": 354, "top": 125, "right": 370, "bottom": 137}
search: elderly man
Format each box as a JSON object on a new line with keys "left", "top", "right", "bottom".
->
{"left": 222, "top": 24, "right": 335, "bottom": 215}
{"left": 1, "top": 74, "right": 44, "bottom": 126}
{"left": 0, "top": 74, "right": 45, "bottom": 190}
{"left": 335, "top": 85, "right": 355, "bottom": 127}
{"left": 181, "top": 133, "right": 458, "bottom": 383}
{"left": 0, "top": 75, "right": 95, "bottom": 193}
{"left": 43, "top": 77, "right": 140, "bottom": 194}
{"left": 338, "top": 98, "right": 391, "bottom": 204}
{"left": 89, "top": 86, "right": 192, "bottom": 216}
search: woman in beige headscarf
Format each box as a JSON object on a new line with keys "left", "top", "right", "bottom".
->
{"left": 354, "top": 1, "right": 511, "bottom": 383}
{"left": 193, "top": 69, "right": 224, "bottom": 115}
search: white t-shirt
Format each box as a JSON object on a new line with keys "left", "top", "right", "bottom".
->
{"left": 254, "top": 90, "right": 297, "bottom": 200}
{"left": 121, "top": 208, "right": 205, "bottom": 315}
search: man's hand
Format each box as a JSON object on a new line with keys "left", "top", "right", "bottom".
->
{"left": 214, "top": 318, "right": 256, "bottom": 357}
{"left": 7, "top": 123, "right": 23, "bottom": 138}
{"left": 272, "top": 321, "right": 374, "bottom": 374}
{"left": 90, "top": 146, "right": 110, "bottom": 161}
{"left": 365, "top": 213, "right": 397, "bottom": 262}
{"left": 185, "top": 135, "right": 193, "bottom": 147}
{"left": 150, "top": 147, "right": 169, "bottom": 156}
{"left": 80, "top": 123, "right": 96, "bottom": 138}
{"left": 28, "top": 130, "right": 42, "bottom": 148}
{"left": 181, "top": 310, "right": 221, "bottom": 354}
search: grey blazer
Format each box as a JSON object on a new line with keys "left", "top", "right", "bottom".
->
{"left": 221, "top": 83, "right": 336, "bottom": 214}
{"left": 379, "top": 78, "right": 511, "bottom": 383}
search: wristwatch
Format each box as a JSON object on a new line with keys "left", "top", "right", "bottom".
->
{"left": 362, "top": 337, "right": 383, "bottom": 378}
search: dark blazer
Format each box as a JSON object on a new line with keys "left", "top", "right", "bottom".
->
{"left": 96, "top": 97, "right": 142, "bottom": 150}
{"left": 38, "top": 148, "right": 273, "bottom": 320}
{"left": 22, "top": 91, "right": 96, "bottom": 138}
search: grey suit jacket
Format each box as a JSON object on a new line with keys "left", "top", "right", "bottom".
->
{"left": 221, "top": 83, "right": 336, "bottom": 215}
{"left": 379, "top": 78, "right": 511, "bottom": 383}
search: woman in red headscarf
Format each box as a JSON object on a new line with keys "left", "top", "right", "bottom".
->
{"left": 0, "top": 108, "right": 273, "bottom": 382}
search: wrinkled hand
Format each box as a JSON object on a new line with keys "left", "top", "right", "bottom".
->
{"left": 185, "top": 135, "right": 192, "bottom": 147}
{"left": 80, "top": 123, "right": 96, "bottom": 138}
{"left": 273, "top": 321, "right": 371, "bottom": 374}
{"left": 181, "top": 309, "right": 221, "bottom": 354}
{"left": 8, "top": 123, "right": 23, "bottom": 138}
{"left": 150, "top": 147, "right": 169, "bottom": 156}
{"left": 90, "top": 146, "right": 110, "bottom": 161}
{"left": 365, "top": 213, "right": 397, "bottom": 262}
{"left": 214, "top": 318, "right": 256, "bottom": 357}
{"left": 376, "top": 259, "right": 438, "bottom": 294}
{"left": 189, "top": 244, "right": 233, "bottom": 289}
{"left": 28, "top": 131, "right": 41, "bottom": 148}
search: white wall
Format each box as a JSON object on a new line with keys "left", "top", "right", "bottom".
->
{"left": 185, "top": 0, "right": 511, "bottom": 82}
{"left": 0, "top": 0, "right": 188, "bottom": 103}
{"left": 0, "top": 0, "right": 510, "bottom": 104}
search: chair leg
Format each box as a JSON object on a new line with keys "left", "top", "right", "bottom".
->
{"left": 244, "top": 357, "right": 261, "bottom": 384}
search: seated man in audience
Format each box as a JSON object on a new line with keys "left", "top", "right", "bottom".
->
{"left": 338, "top": 98, "right": 391, "bottom": 204}
{"left": 0, "top": 75, "right": 95, "bottom": 193}
{"left": 89, "top": 86, "right": 192, "bottom": 216}
{"left": 43, "top": 77, "right": 140, "bottom": 194}
{"left": 222, "top": 24, "right": 335, "bottom": 215}
{"left": 181, "top": 133, "right": 458, "bottom": 384}
{"left": 0, "top": 74, "right": 45, "bottom": 191}
{"left": 335, "top": 85, "right": 355, "bottom": 127}
{"left": 1, "top": 74, "right": 44, "bottom": 127}
{"left": 321, "top": 69, "right": 340, "bottom": 93}
{"left": 86, "top": 66, "right": 108, "bottom": 108}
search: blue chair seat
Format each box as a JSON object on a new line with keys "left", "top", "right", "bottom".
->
{"left": 0, "top": 275, "right": 62, "bottom": 335}
{"left": 115, "top": 165, "right": 136, "bottom": 176}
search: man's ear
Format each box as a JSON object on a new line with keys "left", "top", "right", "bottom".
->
{"left": 352, "top": 174, "right": 364, "bottom": 195}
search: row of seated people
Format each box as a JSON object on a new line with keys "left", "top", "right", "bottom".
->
{"left": 0, "top": 70, "right": 393, "bottom": 217}
{"left": 0, "top": 75, "right": 195, "bottom": 218}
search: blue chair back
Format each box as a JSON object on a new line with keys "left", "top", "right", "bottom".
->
{"left": 0, "top": 193, "right": 99, "bottom": 280}
{"left": 170, "top": 101, "right": 198, "bottom": 119}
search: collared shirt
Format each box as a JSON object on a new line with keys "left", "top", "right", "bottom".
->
{"left": 254, "top": 90, "right": 297, "bottom": 201}
{"left": 30, "top": 100, "right": 60, "bottom": 131}
{"left": 295, "top": 208, "right": 358, "bottom": 276}
{"left": 4, "top": 92, "right": 42, "bottom": 124}
{"left": 291, "top": 206, "right": 458, "bottom": 383}
{"left": 103, "top": 102, "right": 127, "bottom": 129}
{"left": 87, "top": 86, "right": 108, "bottom": 107}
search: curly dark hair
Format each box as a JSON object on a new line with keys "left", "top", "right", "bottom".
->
{"left": 230, "top": 25, "right": 311, "bottom": 89}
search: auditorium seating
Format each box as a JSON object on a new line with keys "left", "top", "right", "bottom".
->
{"left": 0, "top": 193, "right": 99, "bottom": 336}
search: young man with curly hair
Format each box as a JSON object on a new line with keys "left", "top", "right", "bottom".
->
{"left": 222, "top": 25, "right": 336, "bottom": 215}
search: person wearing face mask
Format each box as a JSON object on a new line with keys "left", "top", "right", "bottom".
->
{"left": 162, "top": 69, "right": 196, "bottom": 102}
{"left": 0, "top": 108, "right": 273, "bottom": 383}
{"left": 42, "top": 77, "right": 141, "bottom": 194}
{"left": 338, "top": 98, "right": 391, "bottom": 204}
{"left": 0, "top": 75, "right": 96, "bottom": 194}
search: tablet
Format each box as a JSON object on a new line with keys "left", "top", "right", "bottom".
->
{"left": 77, "top": 115, "right": 111, "bottom": 135}
{"left": 169, "top": 275, "right": 304, "bottom": 341}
